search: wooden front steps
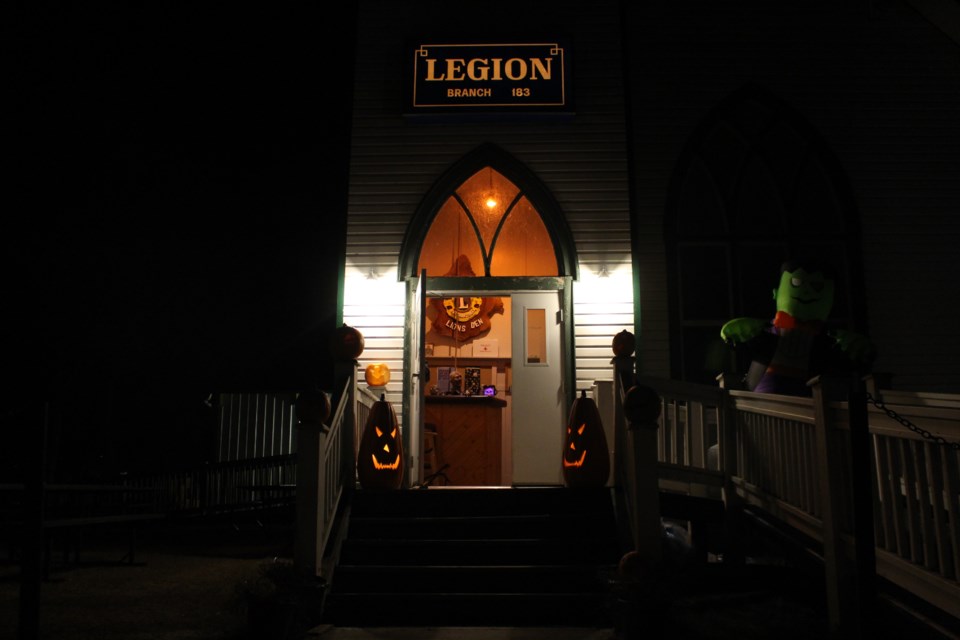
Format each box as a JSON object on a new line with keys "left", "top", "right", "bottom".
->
{"left": 322, "top": 486, "right": 623, "bottom": 627}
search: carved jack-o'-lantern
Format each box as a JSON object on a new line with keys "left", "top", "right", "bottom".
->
{"left": 562, "top": 390, "right": 610, "bottom": 488}
{"left": 364, "top": 363, "right": 391, "bottom": 387}
{"left": 357, "top": 395, "right": 404, "bottom": 490}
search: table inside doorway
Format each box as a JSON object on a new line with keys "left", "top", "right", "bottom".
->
{"left": 423, "top": 395, "right": 507, "bottom": 486}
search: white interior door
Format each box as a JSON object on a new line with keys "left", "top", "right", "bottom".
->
{"left": 511, "top": 291, "right": 564, "bottom": 485}
{"left": 404, "top": 269, "right": 426, "bottom": 487}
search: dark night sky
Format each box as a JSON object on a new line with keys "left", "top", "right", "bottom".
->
{"left": 10, "top": 4, "right": 355, "bottom": 391}
{"left": 7, "top": 4, "right": 357, "bottom": 475}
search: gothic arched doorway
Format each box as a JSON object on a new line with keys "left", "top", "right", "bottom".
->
{"left": 400, "top": 144, "right": 578, "bottom": 487}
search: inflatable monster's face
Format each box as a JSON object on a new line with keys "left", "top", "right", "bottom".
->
{"left": 774, "top": 267, "right": 835, "bottom": 322}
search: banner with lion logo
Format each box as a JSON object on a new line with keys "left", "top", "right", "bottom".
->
{"left": 428, "top": 254, "right": 504, "bottom": 340}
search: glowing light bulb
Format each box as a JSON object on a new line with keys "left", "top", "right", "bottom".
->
{"left": 485, "top": 197, "right": 497, "bottom": 209}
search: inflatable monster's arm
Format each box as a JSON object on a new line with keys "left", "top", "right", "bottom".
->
{"left": 828, "top": 328, "right": 877, "bottom": 366}
{"left": 720, "top": 317, "right": 768, "bottom": 345}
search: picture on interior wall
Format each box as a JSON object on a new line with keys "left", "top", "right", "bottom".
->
{"left": 474, "top": 339, "right": 498, "bottom": 356}
{"left": 436, "top": 367, "right": 452, "bottom": 394}
{"left": 465, "top": 367, "right": 481, "bottom": 395}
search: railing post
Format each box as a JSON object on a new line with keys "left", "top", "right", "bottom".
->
{"left": 19, "top": 400, "right": 47, "bottom": 640}
{"left": 612, "top": 354, "right": 635, "bottom": 492}
{"left": 716, "top": 373, "right": 745, "bottom": 565}
{"left": 612, "top": 355, "right": 636, "bottom": 395}
{"left": 810, "top": 374, "right": 859, "bottom": 639}
{"left": 862, "top": 372, "right": 893, "bottom": 401}
{"left": 335, "top": 361, "right": 358, "bottom": 492}
{"left": 594, "top": 380, "right": 616, "bottom": 487}
{"left": 293, "top": 391, "right": 330, "bottom": 578}
{"left": 849, "top": 375, "right": 877, "bottom": 630}
{"left": 623, "top": 385, "right": 663, "bottom": 568}
{"left": 612, "top": 357, "right": 632, "bottom": 551}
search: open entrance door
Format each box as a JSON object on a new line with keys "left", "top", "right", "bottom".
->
{"left": 403, "top": 269, "right": 427, "bottom": 487}
{"left": 416, "top": 286, "right": 567, "bottom": 487}
{"left": 510, "top": 291, "right": 565, "bottom": 485}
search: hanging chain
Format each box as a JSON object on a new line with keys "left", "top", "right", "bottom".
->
{"left": 865, "top": 391, "right": 960, "bottom": 451}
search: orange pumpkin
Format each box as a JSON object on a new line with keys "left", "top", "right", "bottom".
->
{"left": 364, "top": 363, "right": 391, "bottom": 387}
{"left": 612, "top": 330, "right": 636, "bottom": 357}
{"left": 622, "top": 385, "right": 661, "bottom": 427}
{"left": 357, "top": 395, "right": 404, "bottom": 490}
{"left": 295, "top": 390, "right": 331, "bottom": 427}
{"left": 330, "top": 324, "right": 365, "bottom": 361}
{"left": 562, "top": 390, "right": 610, "bottom": 488}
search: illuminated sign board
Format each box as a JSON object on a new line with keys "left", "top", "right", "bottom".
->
{"left": 407, "top": 41, "right": 572, "bottom": 114}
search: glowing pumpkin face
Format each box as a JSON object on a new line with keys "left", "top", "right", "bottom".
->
{"left": 357, "top": 397, "right": 404, "bottom": 490}
{"left": 564, "top": 423, "right": 589, "bottom": 469}
{"left": 562, "top": 391, "right": 610, "bottom": 488}
{"left": 370, "top": 425, "right": 401, "bottom": 470}
{"left": 364, "top": 363, "right": 391, "bottom": 387}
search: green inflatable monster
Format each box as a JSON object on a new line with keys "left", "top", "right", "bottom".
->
{"left": 720, "top": 260, "right": 875, "bottom": 396}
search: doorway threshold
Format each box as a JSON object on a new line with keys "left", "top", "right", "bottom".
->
{"left": 419, "top": 485, "right": 512, "bottom": 489}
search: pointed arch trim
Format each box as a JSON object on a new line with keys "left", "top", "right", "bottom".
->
{"left": 398, "top": 143, "right": 579, "bottom": 280}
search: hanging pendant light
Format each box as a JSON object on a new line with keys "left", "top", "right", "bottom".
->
{"left": 484, "top": 167, "right": 497, "bottom": 210}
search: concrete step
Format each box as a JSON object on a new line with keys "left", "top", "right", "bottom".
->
{"left": 324, "top": 486, "right": 623, "bottom": 627}
{"left": 339, "top": 537, "right": 620, "bottom": 565}
{"left": 346, "top": 512, "right": 620, "bottom": 540}
{"left": 323, "top": 592, "right": 617, "bottom": 627}
{"left": 332, "top": 563, "right": 616, "bottom": 594}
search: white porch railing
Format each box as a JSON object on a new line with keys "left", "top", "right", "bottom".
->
{"left": 608, "top": 357, "right": 960, "bottom": 632}
{"left": 354, "top": 385, "right": 380, "bottom": 459}
{"left": 863, "top": 385, "right": 960, "bottom": 618}
{"left": 123, "top": 454, "right": 296, "bottom": 515}
{"left": 294, "top": 363, "right": 381, "bottom": 579}
{"left": 317, "top": 376, "right": 352, "bottom": 558}
{"left": 295, "top": 362, "right": 362, "bottom": 579}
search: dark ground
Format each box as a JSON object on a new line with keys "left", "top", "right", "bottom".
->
{"left": 2, "top": 514, "right": 957, "bottom": 640}
{"left": 0, "top": 517, "right": 291, "bottom": 640}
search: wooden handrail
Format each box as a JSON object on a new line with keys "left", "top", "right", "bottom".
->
{"left": 296, "top": 365, "right": 359, "bottom": 579}
{"left": 317, "top": 377, "right": 351, "bottom": 567}
{"left": 627, "top": 369, "right": 960, "bottom": 627}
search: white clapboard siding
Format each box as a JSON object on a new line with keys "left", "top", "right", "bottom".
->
{"left": 342, "top": 266, "right": 408, "bottom": 422}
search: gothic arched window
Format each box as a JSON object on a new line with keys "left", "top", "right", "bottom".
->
{"left": 417, "top": 166, "right": 559, "bottom": 277}
{"left": 666, "top": 85, "right": 866, "bottom": 384}
{"left": 400, "top": 143, "right": 577, "bottom": 280}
